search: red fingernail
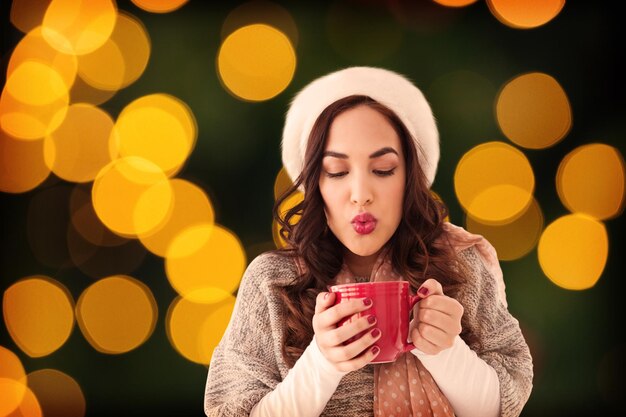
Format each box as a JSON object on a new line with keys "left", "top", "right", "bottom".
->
{"left": 418, "top": 287, "right": 429, "bottom": 296}
{"left": 363, "top": 298, "right": 372, "bottom": 306}
{"left": 371, "top": 346, "right": 380, "bottom": 355}
{"left": 368, "top": 315, "right": 376, "bottom": 324}
{"left": 371, "top": 328, "right": 381, "bottom": 338}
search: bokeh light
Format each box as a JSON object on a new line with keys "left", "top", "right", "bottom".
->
{"left": 4, "top": 61, "right": 67, "bottom": 107}
{"left": 496, "top": 72, "right": 571, "bottom": 149}
{"left": 221, "top": 0, "right": 299, "bottom": 47}
{"left": 76, "top": 275, "right": 157, "bottom": 354}
{"left": 2, "top": 383, "right": 41, "bottom": 417}
{"left": 7, "top": 27, "right": 78, "bottom": 92}
{"left": 69, "top": 184, "right": 127, "bottom": 248}
{"left": 432, "top": 0, "right": 479, "bottom": 7}
{"left": 217, "top": 24, "right": 296, "bottom": 101}
{"left": 0, "top": 71, "right": 69, "bottom": 141}
{"left": 26, "top": 369, "right": 85, "bottom": 417}
{"left": 43, "top": 104, "right": 118, "bottom": 183}
{"left": 166, "top": 295, "right": 236, "bottom": 364}
{"left": 92, "top": 157, "right": 173, "bottom": 237}
{"left": 130, "top": 0, "right": 189, "bottom": 13}
{"left": 327, "top": 0, "right": 403, "bottom": 63}
{"left": 538, "top": 214, "right": 608, "bottom": 290}
{"left": 273, "top": 166, "right": 294, "bottom": 200}
{"left": 272, "top": 191, "right": 304, "bottom": 248}
{"left": 165, "top": 224, "right": 245, "bottom": 303}
{"left": 140, "top": 179, "right": 215, "bottom": 257}
{"left": 557, "top": 144, "right": 625, "bottom": 220}
{"left": 41, "top": 0, "right": 118, "bottom": 55}
{"left": 2, "top": 276, "right": 75, "bottom": 357}
{"left": 454, "top": 141, "right": 535, "bottom": 224}
{"left": 466, "top": 198, "right": 544, "bottom": 261}
{"left": 76, "top": 11, "right": 151, "bottom": 91}
{"left": 0, "top": 130, "right": 50, "bottom": 194}
{"left": 0, "top": 346, "right": 26, "bottom": 382}
{"left": 10, "top": 0, "right": 52, "bottom": 34}
{"left": 487, "top": 0, "right": 566, "bottom": 29}
{"left": 114, "top": 94, "right": 197, "bottom": 176}
{"left": 0, "top": 346, "right": 27, "bottom": 417}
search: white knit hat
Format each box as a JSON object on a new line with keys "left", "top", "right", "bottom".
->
{"left": 281, "top": 66, "right": 439, "bottom": 188}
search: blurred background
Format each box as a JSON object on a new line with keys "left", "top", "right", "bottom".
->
{"left": 1, "top": 0, "right": 624, "bottom": 416}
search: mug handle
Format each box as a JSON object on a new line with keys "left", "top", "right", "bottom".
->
{"left": 403, "top": 295, "right": 422, "bottom": 352}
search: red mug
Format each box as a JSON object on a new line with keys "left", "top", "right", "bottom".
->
{"left": 329, "top": 281, "right": 420, "bottom": 363}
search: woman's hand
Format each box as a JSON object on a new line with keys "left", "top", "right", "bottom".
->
{"left": 410, "top": 278, "right": 464, "bottom": 355}
{"left": 312, "top": 291, "right": 381, "bottom": 372}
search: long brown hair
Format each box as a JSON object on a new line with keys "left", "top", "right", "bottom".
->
{"left": 272, "top": 95, "right": 474, "bottom": 367}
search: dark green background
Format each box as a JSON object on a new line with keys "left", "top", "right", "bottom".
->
{"left": 1, "top": 1, "right": 624, "bottom": 416}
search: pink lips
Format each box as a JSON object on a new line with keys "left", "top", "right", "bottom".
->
{"left": 351, "top": 212, "right": 377, "bottom": 235}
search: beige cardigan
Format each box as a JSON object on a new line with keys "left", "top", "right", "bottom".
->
{"left": 204, "top": 247, "right": 533, "bottom": 416}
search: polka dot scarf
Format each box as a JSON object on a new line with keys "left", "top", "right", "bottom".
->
{"left": 334, "top": 249, "right": 455, "bottom": 417}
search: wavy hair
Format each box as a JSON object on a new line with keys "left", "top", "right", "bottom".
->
{"left": 272, "top": 95, "right": 474, "bottom": 367}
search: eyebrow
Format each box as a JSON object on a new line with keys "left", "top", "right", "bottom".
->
{"left": 322, "top": 147, "right": 399, "bottom": 159}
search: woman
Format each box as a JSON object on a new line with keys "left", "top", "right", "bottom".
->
{"left": 204, "top": 67, "right": 533, "bottom": 417}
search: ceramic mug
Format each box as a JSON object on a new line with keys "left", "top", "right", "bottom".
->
{"left": 329, "top": 281, "right": 420, "bottom": 363}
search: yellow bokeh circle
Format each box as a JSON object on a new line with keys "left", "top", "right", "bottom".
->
{"left": 557, "top": 143, "right": 625, "bottom": 220}
{"left": 5, "top": 60, "right": 68, "bottom": 107}
{"left": 166, "top": 295, "right": 236, "bottom": 364}
{"left": 8, "top": 27, "right": 78, "bottom": 92}
{"left": 76, "top": 275, "right": 158, "bottom": 354}
{"left": 496, "top": 72, "right": 571, "bottom": 149}
{"left": 454, "top": 141, "right": 535, "bottom": 224}
{"left": 114, "top": 94, "right": 197, "bottom": 176}
{"left": 0, "top": 380, "right": 41, "bottom": 417}
{"left": 217, "top": 23, "right": 296, "bottom": 101}
{"left": 0, "top": 131, "right": 50, "bottom": 193}
{"left": 466, "top": 198, "right": 544, "bottom": 261}
{"left": 221, "top": 0, "right": 299, "bottom": 48}
{"left": 0, "top": 63, "right": 69, "bottom": 141}
{"left": 166, "top": 224, "right": 246, "bottom": 303}
{"left": 130, "top": 0, "right": 189, "bottom": 13}
{"left": 44, "top": 103, "right": 118, "bottom": 183}
{"left": 487, "top": 0, "right": 566, "bottom": 29}
{"left": 274, "top": 166, "right": 295, "bottom": 200}
{"left": 77, "top": 11, "right": 151, "bottom": 91}
{"left": 139, "top": 179, "right": 215, "bottom": 257}
{"left": 2, "top": 276, "right": 75, "bottom": 358}
{"left": 538, "top": 214, "right": 608, "bottom": 290}
{"left": 432, "top": 0, "right": 479, "bottom": 7}
{"left": 92, "top": 157, "right": 174, "bottom": 237}
{"left": 42, "top": 0, "right": 118, "bottom": 55}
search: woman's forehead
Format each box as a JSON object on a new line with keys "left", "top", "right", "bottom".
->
{"left": 324, "top": 106, "right": 402, "bottom": 155}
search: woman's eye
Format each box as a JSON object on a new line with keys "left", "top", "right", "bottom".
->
{"left": 325, "top": 171, "right": 347, "bottom": 178}
{"left": 374, "top": 169, "right": 396, "bottom": 177}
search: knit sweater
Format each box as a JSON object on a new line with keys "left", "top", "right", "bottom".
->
{"left": 204, "top": 247, "right": 533, "bottom": 416}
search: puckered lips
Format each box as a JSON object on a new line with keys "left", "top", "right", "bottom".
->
{"left": 351, "top": 212, "right": 377, "bottom": 235}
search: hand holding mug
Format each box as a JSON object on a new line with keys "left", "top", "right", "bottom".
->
{"left": 312, "top": 291, "right": 382, "bottom": 373}
{"left": 410, "top": 278, "right": 464, "bottom": 355}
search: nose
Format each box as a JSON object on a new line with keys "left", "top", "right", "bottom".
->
{"left": 350, "top": 171, "right": 373, "bottom": 207}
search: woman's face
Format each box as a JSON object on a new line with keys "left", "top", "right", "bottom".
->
{"left": 319, "top": 104, "right": 406, "bottom": 259}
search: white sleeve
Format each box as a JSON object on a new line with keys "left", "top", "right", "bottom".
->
{"left": 411, "top": 335, "right": 501, "bottom": 417}
{"left": 250, "top": 336, "right": 348, "bottom": 417}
